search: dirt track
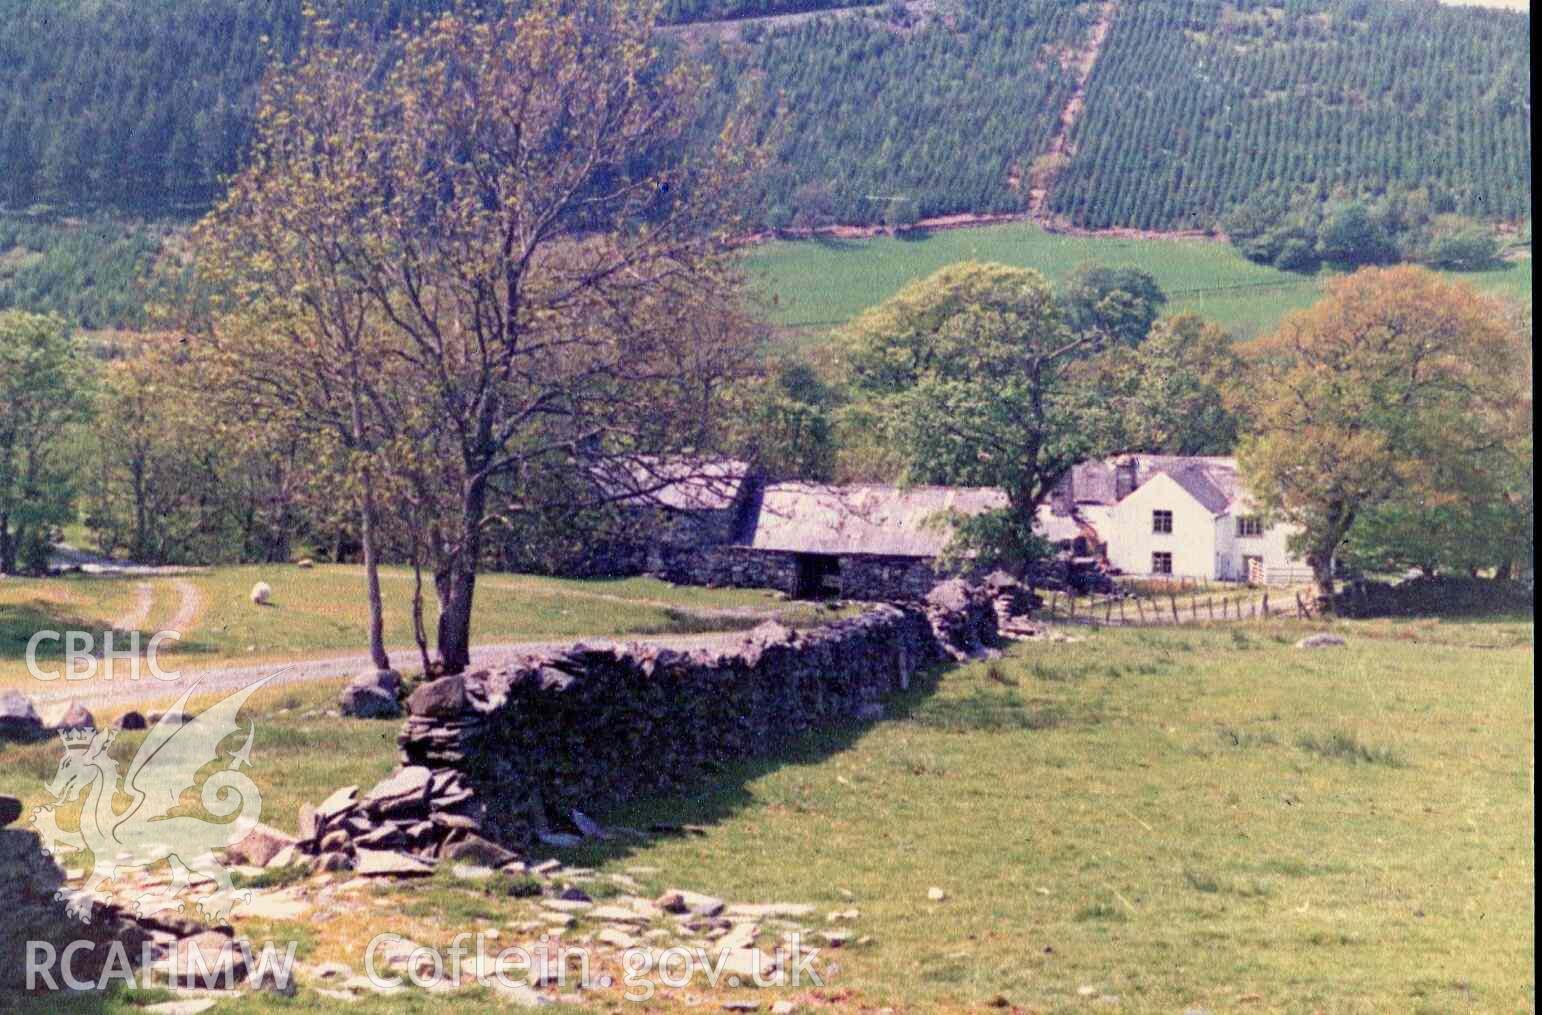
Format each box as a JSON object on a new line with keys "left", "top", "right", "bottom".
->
{"left": 28, "top": 629, "right": 770, "bottom": 710}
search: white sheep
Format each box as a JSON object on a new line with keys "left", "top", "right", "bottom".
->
{"left": 249, "top": 581, "right": 272, "bottom": 605}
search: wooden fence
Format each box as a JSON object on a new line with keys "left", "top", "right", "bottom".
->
{"left": 1039, "top": 586, "right": 1317, "bottom": 627}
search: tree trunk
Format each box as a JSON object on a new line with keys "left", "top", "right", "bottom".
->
{"left": 411, "top": 550, "right": 432, "bottom": 678}
{"left": 359, "top": 467, "right": 390, "bottom": 672}
{"left": 131, "top": 460, "right": 147, "bottom": 560}
{"left": 0, "top": 513, "right": 12, "bottom": 575}
{"left": 435, "top": 475, "right": 488, "bottom": 675}
{"left": 1307, "top": 550, "right": 1335, "bottom": 613}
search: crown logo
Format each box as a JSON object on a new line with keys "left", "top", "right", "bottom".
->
{"left": 59, "top": 727, "right": 106, "bottom": 750}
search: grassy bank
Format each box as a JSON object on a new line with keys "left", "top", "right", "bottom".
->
{"left": 5, "top": 611, "right": 1528, "bottom": 1012}
{"left": 748, "top": 222, "right": 1533, "bottom": 346}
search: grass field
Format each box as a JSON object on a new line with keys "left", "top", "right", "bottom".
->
{"left": 0, "top": 565, "right": 822, "bottom": 693}
{"left": 3, "top": 610, "right": 1529, "bottom": 1012}
{"left": 746, "top": 223, "right": 1534, "bottom": 347}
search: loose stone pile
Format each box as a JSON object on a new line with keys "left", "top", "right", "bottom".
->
{"left": 1, "top": 796, "right": 258, "bottom": 992}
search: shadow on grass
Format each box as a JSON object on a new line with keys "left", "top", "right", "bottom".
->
{"left": 537, "top": 660, "right": 964, "bottom": 869}
{"left": 0, "top": 581, "right": 168, "bottom": 670}
{"left": 544, "top": 654, "right": 1097, "bottom": 869}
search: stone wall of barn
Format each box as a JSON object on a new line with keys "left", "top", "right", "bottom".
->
{"left": 652, "top": 547, "right": 947, "bottom": 602}
{"left": 290, "top": 584, "right": 999, "bottom": 863}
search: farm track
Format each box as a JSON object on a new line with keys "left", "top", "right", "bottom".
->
{"left": 163, "top": 577, "right": 205, "bottom": 636}
{"left": 29, "top": 629, "right": 773, "bottom": 709}
{"left": 110, "top": 582, "right": 155, "bottom": 633}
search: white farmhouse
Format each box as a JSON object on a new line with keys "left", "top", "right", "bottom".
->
{"left": 1039, "top": 455, "right": 1310, "bottom": 584}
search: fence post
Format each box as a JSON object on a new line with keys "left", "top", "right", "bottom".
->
{"left": 1050, "top": 590, "right": 1059, "bottom": 617}
{"left": 1068, "top": 594, "right": 1077, "bottom": 619}
{"left": 1295, "top": 591, "right": 1305, "bottom": 619}
{"left": 1119, "top": 598, "right": 1127, "bottom": 624}
{"left": 1105, "top": 599, "right": 1114, "bottom": 624}
{"left": 1170, "top": 593, "right": 1180, "bottom": 623}
{"left": 1208, "top": 596, "right": 1215, "bottom": 620}
{"left": 1262, "top": 590, "right": 1269, "bottom": 616}
{"left": 1135, "top": 598, "right": 1146, "bottom": 624}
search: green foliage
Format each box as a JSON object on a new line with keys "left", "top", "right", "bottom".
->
{"left": 0, "top": 215, "right": 165, "bottom": 329}
{"left": 664, "top": 0, "right": 871, "bottom": 20}
{"left": 1316, "top": 201, "right": 1396, "bottom": 267}
{"left": 0, "top": 0, "right": 1528, "bottom": 243}
{"left": 681, "top": 0, "right": 1097, "bottom": 226}
{"left": 840, "top": 261, "right": 1116, "bottom": 572}
{"left": 1089, "top": 312, "right": 1244, "bottom": 455}
{"left": 1341, "top": 432, "right": 1533, "bottom": 578}
{"left": 1057, "top": 263, "right": 1168, "bottom": 346}
{"left": 1235, "top": 266, "right": 1529, "bottom": 603}
{"left": 1421, "top": 218, "right": 1503, "bottom": 271}
{"left": 1053, "top": 0, "right": 1531, "bottom": 230}
{"left": 723, "top": 357, "right": 840, "bottom": 480}
{"left": 0, "top": 311, "right": 93, "bottom": 574}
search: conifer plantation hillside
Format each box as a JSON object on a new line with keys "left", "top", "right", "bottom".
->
{"left": 0, "top": 0, "right": 1529, "bottom": 330}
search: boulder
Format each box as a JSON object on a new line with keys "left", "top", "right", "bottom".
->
{"left": 226, "top": 823, "right": 299, "bottom": 868}
{"left": 249, "top": 581, "right": 272, "bottom": 605}
{"left": 0, "top": 691, "right": 43, "bottom": 743}
{"left": 296, "top": 559, "right": 315, "bottom": 570}
{"left": 441, "top": 834, "right": 518, "bottom": 868}
{"left": 657, "top": 889, "right": 725, "bottom": 917}
{"left": 113, "top": 710, "right": 148, "bottom": 730}
{"left": 407, "top": 675, "right": 467, "bottom": 719}
{"left": 1295, "top": 633, "right": 1347, "bottom": 649}
{"left": 311, "top": 851, "right": 353, "bottom": 874}
{"left": 158, "top": 930, "right": 249, "bottom": 988}
{"left": 314, "top": 785, "right": 360, "bottom": 822}
{"left": 364, "top": 766, "right": 432, "bottom": 814}
{"left": 354, "top": 848, "right": 435, "bottom": 877}
{"left": 340, "top": 670, "right": 402, "bottom": 719}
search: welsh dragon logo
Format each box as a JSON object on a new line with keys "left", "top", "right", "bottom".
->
{"left": 31, "top": 676, "right": 273, "bottom": 924}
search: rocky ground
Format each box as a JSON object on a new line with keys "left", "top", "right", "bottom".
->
{"left": 5, "top": 788, "right": 860, "bottom": 1010}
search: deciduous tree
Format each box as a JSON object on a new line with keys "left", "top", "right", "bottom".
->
{"left": 1234, "top": 266, "right": 1528, "bottom": 606}
{"left": 839, "top": 261, "right": 1114, "bottom": 575}
{"left": 0, "top": 312, "right": 92, "bottom": 575}
{"left": 196, "top": 0, "right": 761, "bottom": 673}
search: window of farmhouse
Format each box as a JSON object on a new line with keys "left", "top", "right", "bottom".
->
{"left": 1152, "top": 509, "right": 1173, "bottom": 534}
{"left": 1152, "top": 551, "right": 1173, "bottom": 574}
{"left": 1237, "top": 515, "right": 1264, "bottom": 538}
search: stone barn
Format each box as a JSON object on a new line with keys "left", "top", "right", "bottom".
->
{"left": 657, "top": 482, "right": 1009, "bottom": 601}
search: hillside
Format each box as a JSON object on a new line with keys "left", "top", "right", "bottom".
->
{"left": 0, "top": 0, "right": 1527, "bottom": 226}
{"left": 0, "top": 0, "right": 1529, "bottom": 331}
{"left": 748, "top": 222, "right": 1533, "bottom": 344}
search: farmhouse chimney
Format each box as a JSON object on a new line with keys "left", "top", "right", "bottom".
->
{"left": 1053, "top": 471, "right": 1075, "bottom": 514}
{"left": 1114, "top": 458, "right": 1139, "bottom": 501}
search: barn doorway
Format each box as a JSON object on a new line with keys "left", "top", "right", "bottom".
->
{"left": 793, "top": 553, "right": 842, "bottom": 599}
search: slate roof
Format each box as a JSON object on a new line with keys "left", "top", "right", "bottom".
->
{"left": 597, "top": 457, "right": 754, "bottom": 512}
{"left": 746, "top": 483, "right": 1008, "bottom": 558}
{"left": 1060, "top": 455, "right": 1242, "bottom": 515}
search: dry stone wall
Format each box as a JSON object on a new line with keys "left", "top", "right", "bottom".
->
{"left": 293, "top": 583, "right": 998, "bottom": 864}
